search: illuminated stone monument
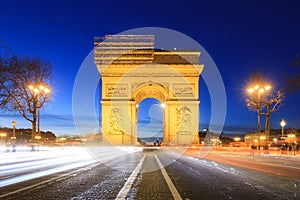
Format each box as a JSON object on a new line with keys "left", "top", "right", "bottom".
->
{"left": 94, "top": 35, "right": 203, "bottom": 145}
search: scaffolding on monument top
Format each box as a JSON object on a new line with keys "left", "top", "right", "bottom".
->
{"left": 94, "top": 34, "right": 201, "bottom": 65}
{"left": 94, "top": 34, "right": 154, "bottom": 48}
{"left": 94, "top": 35, "right": 155, "bottom": 65}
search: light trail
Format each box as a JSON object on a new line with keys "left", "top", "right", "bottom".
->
{"left": 204, "top": 153, "right": 300, "bottom": 179}
{"left": 0, "top": 146, "right": 142, "bottom": 189}
{"left": 0, "top": 160, "right": 97, "bottom": 187}
{"left": 0, "top": 147, "right": 96, "bottom": 188}
{"left": 0, "top": 154, "right": 90, "bottom": 175}
{"left": 0, "top": 162, "right": 101, "bottom": 199}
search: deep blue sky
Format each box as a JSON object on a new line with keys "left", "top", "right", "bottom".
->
{"left": 0, "top": 0, "right": 300, "bottom": 136}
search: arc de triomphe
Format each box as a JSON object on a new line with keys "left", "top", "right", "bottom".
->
{"left": 95, "top": 35, "right": 203, "bottom": 145}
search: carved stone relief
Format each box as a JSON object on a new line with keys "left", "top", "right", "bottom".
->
{"left": 109, "top": 108, "right": 124, "bottom": 134}
{"left": 176, "top": 106, "right": 192, "bottom": 134}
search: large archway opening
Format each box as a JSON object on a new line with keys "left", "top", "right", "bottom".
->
{"left": 136, "top": 98, "right": 164, "bottom": 146}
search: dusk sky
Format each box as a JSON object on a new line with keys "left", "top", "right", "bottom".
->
{"left": 0, "top": 0, "right": 300, "bottom": 136}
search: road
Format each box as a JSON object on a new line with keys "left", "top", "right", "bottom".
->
{"left": 0, "top": 146, "right": 299, "bottom": 199}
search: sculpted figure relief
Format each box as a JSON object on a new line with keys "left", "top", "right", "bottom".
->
{"left": 109, "top": 108, "right": 124, "bottom": 134}
{"left": 176, "top": 106, "right": 192, "bottom": 134}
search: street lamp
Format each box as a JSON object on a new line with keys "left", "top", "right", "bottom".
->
{"left": 260, "top": 135, "right": 266, "bottom": 140}
{"left": 34, "top": 135, "right": 41, "bottom": 140}
{"left": 287, "top": 134, "right": 295, "bottom": 144}
{"left": 28, "top": 84, "right": 51, "bottom": 140}
{"left": 247, "top": 84, "right": 271, "bottom": 149}
{"left": 260, "top": 135, "right": 266, "bottom": 148}
{"left": 0, "top": 132, "right": 7, "bottom": 144}
{"left": 280, "top": 118, "right": 286, "bottom": 139}
{"left": 11, "top": 121, "right": 16, "bottom": 140}
{"left": 234, "top": 137, "right": 240, "bottom": 146}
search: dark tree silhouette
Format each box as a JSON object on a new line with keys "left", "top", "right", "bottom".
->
{"left": 260, "top": 90, "right": 285, "bottom": 137}
{"left": 246, "top": 74, "right": 284, "bottom": 141}
{"left": 0, "top": 40, "right": 10, "bottom": 107}
{"left": 0, "top": 54, "right": 52, "bottom": 140}
{"left": 286, "top": 54, "right": 300, "bottom": 93}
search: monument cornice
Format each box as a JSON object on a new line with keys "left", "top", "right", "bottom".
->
{"left": 98, "top": 64, "right": 203, "bottom": 77}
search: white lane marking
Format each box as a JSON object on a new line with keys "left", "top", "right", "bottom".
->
{"left": 0, "top": 162, "right": 100, "bottom": 199}
{"left": 115, "top": 155, "right": 146, "bottom": 200}
{"left": 154, "top": 155, "right": 183, "bottom": 200}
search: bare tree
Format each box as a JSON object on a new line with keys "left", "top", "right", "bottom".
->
{"left": 286, "top": 54, "right": 300, "bottom": 93}
{"left": 0, "top": 41, "right": 11, "bottom": 108}
{"left": 0, "top": 55, "right": 52, "bottom": 140}
{"left": 0, "top": 57, "right": 10, "bottom": 107}
{"left": 246, "top": 74, "right": 284, "bottom": 143}
{"left": 260, "top": 90, "right": 285, "bottom": 137}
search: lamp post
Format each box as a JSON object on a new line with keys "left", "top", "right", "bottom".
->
{"left": 260, "top": 135, "right": 266, "bottom": 140}
{"left": 0, "top": 132, "right": 7, "bottom": 144}
{"left": 28, "top": 84, "right": 51, "bottom": 141}
{"left": 287, "top": 134, "right": 295, "bottom": 144}
{"left": 234, "top": 137, "right": 240, "bottom": 146}
{"left": 280, "top": 118, "right": 286, "bottom": 139}
{"left": 11, "top": 121, "right": 16, "bottom": 140}
{"left": 248, "top": 84, "right": 271, "bottom": 149}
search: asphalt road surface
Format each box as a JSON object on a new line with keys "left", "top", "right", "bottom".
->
{"left": 0, "top": 146, "right": 299, "bottom": 200}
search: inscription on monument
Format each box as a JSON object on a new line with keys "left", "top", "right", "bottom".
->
{"left": 106, "top": 84, "right": 128, "bottom": 97}
{"left": 173, "top": 84, "right": 194, "bottom": 96}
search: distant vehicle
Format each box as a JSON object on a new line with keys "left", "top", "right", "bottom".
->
{"left": 154, "top": 139, "right": 161, "bottom": 146}
{"left": 142, "top": 142, "right": 154, "bottom": 147}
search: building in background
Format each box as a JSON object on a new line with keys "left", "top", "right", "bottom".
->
{"left": 244, "top": 129, "right": 300, "bottom": 147}
{"left": 0, "top": 127, "right": 56, "bottom": 144}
